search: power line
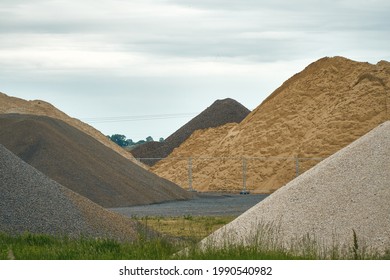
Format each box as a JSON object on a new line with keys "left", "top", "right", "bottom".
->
{"left": 81, "top": 112, "right": 198, "bottom": 124}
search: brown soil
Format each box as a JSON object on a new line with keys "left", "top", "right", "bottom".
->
{"left": 0, "top": 114, "right": 194, "bottom": 208}
{"left": 152, "top": 56, "right": 390, "bottom": 193}
{"left": 131, "top": 98, "right": 250, "bottom": 165}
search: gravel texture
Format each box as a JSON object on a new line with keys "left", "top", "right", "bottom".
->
{"left": 0, "top": 114, "right": 194, "bottom": 208}
{"left": 200, "top": 121, "right": 390, "bottom": 257}
{"left": 0, "top": 144, "right": 142, "bottom": 240}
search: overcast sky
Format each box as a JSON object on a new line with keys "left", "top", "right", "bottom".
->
{"left": 1, "top": 0, "right": 389, "bottom": 140}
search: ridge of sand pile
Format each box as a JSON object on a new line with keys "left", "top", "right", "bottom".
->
{"left": 131, "top": 98, "right": 250, "bottom": 165}
{"left": 0, "top": 114, "right": 194, "bottom": 208}
{"left": 152, "top": 56, "right": 390, "bottom": 193}
{"left": 200, "top": 121, "right": 390, "bottom": 257}
{"left": 0, "top": 92, "right": 142, "bottom": 167}
{"left": 0, "top": 144, "right": 141, "bottom": 241}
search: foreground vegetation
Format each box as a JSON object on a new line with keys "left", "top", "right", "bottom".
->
{"left": 1, "top": 215, "right": 389, "bottom": 260}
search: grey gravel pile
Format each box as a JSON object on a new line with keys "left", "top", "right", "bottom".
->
{"left": 0, "top": 144, "right": 140, "bottom": 240}
{"left": 200, "top": 121, "right": 390, "bottom": 257}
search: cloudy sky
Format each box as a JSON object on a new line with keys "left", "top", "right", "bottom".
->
{"left": 1, "top": 0, "right": 389, "bottom": 140}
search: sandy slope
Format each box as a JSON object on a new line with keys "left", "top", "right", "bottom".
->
{"left": 152, "top": 56, "right": 390, "bottom": 193}
{"left": 131, "top": 98, "right": 250, "bottom": 166}
{"left": 200, "top": 121, "right": 390, "bottom": 257}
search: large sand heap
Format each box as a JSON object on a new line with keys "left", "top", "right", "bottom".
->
{"left": 152, "top": 56, "right": 390, "bottom": 193}
{"left": 0, "top": 92, "right": 139, "bottom": 165}
{"left": 131, "top": 98, "right": 250, "bottom": 165}
{"left": 0, "top": 114, "right": 194, "bottom": 208}
{"left": 0, "top": 144, "right": 142, "bottom": 241}
{"left": 200, "top": 121, "right": 390, "bottom": 257}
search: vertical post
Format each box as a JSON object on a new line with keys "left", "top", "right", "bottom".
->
{"left": 295, "top": 156, "right": 300, "bottom": 177}
{"left": 241, "top": 157, "right": 248, "bottom": 194}
{"left": 188, "top": 157, "right": 193, "bottom": 191}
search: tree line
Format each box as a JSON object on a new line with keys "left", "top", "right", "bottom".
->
{"left": 107, "top": 134, "right": 164, "bottom": 147}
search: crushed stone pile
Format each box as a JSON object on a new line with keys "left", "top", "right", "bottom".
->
{"left": 200, "top": 121, "right": 390, "bottom": 257}
{"left": 131, "top": 98, "right": 250, "bottom": 165}
{"left": 0, "top": 114, "right": 194, "bottom": 208}
{"left": 0, "top": 144, "right": 142, "bottom": 241}
{"left": 152, "top": 56, "right": 390, "bottom": 193}
{"left": 0, "top": 92, "right": 140, "bottom": 165}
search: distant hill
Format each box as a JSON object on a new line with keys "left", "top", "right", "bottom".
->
{"left": 0, "top": 144, "right": 141, "bottom": 241}
{"left": 0, "top": 114, "right": 194, "bottom": 208}
{"left": 152, "top": 56, "right": 390, "bottom": 193}
{"left": 131, "top": 98, "right": 250, "bottom": 165}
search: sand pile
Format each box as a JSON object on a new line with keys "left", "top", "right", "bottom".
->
{"left": 200, "top": 121, "right": 390, "bottom": 257}
{"left": 152, "top": 57, "right": 390, "bottom": 193}
{"left": 0, "top": 144, "right": 142, "bottom": 241}
{"left": 131, "top": 98, "right": 250, "bottom": 165}
{"left": 0, "top": 92, "right": 140, "bottom": 165}
{"left": 0, "top": 114, "right": 194, "bottom": 208}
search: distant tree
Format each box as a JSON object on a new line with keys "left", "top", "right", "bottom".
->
{"left": 146, "top": 136, "right": 154, "bottom": 142}
{"left": 159, "top": 137, "right": 164, "bottom": 142}
{"left": 109, "top": 134, "right": 128, "bottom": 147}
{"left": 126, "top": 139, "right": 134, "bottom": 146}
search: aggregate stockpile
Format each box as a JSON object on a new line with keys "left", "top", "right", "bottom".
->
{"left": 152, "top": 57, "right": 390, "bottom": 193}
{"left": 0, "top": 144, "right": 141, "bottom": 241}
{"left": 0, "top": 114, "right": 194, "bottom": 208}
{"left": 200, "top": 122, "right": 390, "bottom": 257}
{"left": 0, "top": 92, "right": 139, "bottom": 164}
{"left": 131, "top": 98, "right": 250, "bottom": 165}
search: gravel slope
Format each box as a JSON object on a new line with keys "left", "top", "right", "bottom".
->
{"left": 0, "top": 92, "right": 141, "bottom": 166}
{"left": 0, "top": 114, "right": 194, "bottom": 208}
{"left": 200, "top": 121, "right": 390, "bottom": 257}
{"left": 0, "top": 144, "right": 141, "bottom": 241}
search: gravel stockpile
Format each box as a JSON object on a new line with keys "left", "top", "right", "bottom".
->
{"left": 0, "top": 114, "right": 194, "bottom": 208}
{"left": 200, "top": 121, "right": 390, "bottom": 257}
{"left": 0, "top": 92, "right": 141, "bottom": 166}
{"left": 131, "top": 98, "right": 250, "bottom": 165}
{"left": 0, "top": 144, "right": 140, "bottom": 240}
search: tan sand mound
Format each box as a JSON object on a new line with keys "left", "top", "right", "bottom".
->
{"left": 200, "top": 121, "right": 390, "bottom": 257}
{"left": 152, "top": 56, "right": 390, "bottom": 193}
{"left": 0, "top": 114, "right": 194, "bottom": 208}
{"left": 0, "top": 92, "right": 140, "bottom": 165}
{"left": 131, "top": 98, "right": 250, "bottom": 165}
{"left": 0, "top": 144, "right": 141, "bottom": 241}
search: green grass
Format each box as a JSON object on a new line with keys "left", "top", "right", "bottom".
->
{"left": 0, "top": 231, "right": 178, "bottom": 260}
{"left": 1, "top": 216, "right": 390, "bottom": 260}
